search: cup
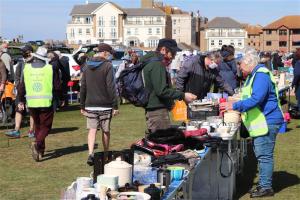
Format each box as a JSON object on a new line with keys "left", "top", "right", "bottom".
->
{"left": 167, "top": 167, "right": 185, "bottom": 181}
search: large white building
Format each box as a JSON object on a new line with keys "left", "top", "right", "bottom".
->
{"left": 123, "top": 8, "right": 166, "bottom": 48}
{"left": 204, "top": 17, "right": 247, "bottom": 51}
{"left": 171, "top": 13, "right": 196, "bottom": 46}
{"left": 66, "top": 2, "right": 166, "bottom": 48}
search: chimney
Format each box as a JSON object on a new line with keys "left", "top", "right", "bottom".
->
{"left": 141, "top": 0, "right": 154, "bottom": 8}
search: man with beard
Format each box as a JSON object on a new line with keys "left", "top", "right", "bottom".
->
{"left": 141, "top": 39, "right": 197, "bottom": 133}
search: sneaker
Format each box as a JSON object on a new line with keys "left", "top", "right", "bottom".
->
{"left": 5, "top": 130, "right": 21, "bottom": 138}
{"left": 248, "top": 185, "right": 261, "bottom": 194}
{"left": 28, "top": 131, "right": 35, "bottom": 138}
{"left": 31, "top": 142, "right": 40, "bottom": 162}
{"left": 87, "top": 154, "right": 94, "bottom": 166}
{"left": 250, "top": 187, "right": 274, "bottom": 198}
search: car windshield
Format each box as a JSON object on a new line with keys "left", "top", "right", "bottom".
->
{"left": 114, "top": 51, "right": 125, "bottom": 59}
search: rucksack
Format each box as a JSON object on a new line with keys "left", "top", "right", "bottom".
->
{"left": 117, "top": 57, "right": 161, "bottom": 107}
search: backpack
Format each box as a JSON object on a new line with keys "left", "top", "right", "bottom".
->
{"left": 117, "top": 57, "right": 161, "bottom": 107}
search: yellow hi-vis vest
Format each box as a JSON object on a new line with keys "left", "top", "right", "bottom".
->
{"left": 241, "top": 67, "right": 283, "bottom": 137}
{"left": 23, "top": 63, "right": 53, "bottom": 108}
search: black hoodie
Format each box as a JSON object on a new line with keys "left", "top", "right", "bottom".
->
{"left": 80, "top": 57, "right": 118, "bottom": 110}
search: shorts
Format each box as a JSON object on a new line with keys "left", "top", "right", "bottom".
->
{"left": 145, "top": 108, "right": 171, "bottom": 133}
{"left": 84, "top": 110, "right": 112, "bottom": 132}
{"left": 15, "top": 96, "right": 28, "bottom": 115}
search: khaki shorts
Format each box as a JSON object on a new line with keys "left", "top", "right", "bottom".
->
{"left": 84, "top": 110, "right": 112, "bottom": 132}
{"left": 145, "top": 108, "right": 171, "bottom": 133}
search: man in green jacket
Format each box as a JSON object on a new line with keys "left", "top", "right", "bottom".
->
{"left": 141, "top": 39, "right": 197, "bottom": 133}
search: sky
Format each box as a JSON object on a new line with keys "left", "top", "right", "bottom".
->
{"left": 0, "top": 0, "right": 300, "bottom": 41}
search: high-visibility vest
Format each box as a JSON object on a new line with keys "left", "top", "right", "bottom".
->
{"left": 23, "top": 63, "right": 53, "bottom": 108}
{"left": 241, "top": 67, "right": 283, "bottom": 137}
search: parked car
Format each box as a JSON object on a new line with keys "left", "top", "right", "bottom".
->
{"left": 7, "top": 46, "right": 24, "bottom": 72}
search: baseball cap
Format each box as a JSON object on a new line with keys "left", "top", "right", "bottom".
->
{"left": 157, "top": 38, "right": 181, "bottom": 54}
{"left": 97, "top": 43, "right": 115, "bottom": 54}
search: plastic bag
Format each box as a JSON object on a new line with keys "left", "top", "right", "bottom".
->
{"left": 171, "top": 100, "right": 187, "bottom": 121}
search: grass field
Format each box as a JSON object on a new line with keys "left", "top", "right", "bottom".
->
{"left": 0, "top": 103, "right": 299, "bottom": 200}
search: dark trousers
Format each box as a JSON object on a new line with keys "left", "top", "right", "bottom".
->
{"left": 30, "top": 108, "right": 54, "bottom": 152}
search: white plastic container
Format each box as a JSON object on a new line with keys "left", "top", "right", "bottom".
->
{"left": 104, "top": 157, "right": 132, "bottom": 187}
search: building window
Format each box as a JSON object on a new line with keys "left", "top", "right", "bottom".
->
{"left": 230, "top": 40, "right": 234, "bottom": 46}
{"left": 71, "top": 29, "right": 75, "bottom": 37}
{"left": 211, "top": 40, "right": 214, "bottom": 46}
{"left": 266, "top": 41, "right": 272, "bottom": 46}
{"left": 111, "top": 16, "right": 116, "bottom": 26}
{"left": 219, "top": 40, "right": 222, "bottom": 46}
{"left": 279, "top": 41, "right": 287, "bottom": 47}
{"left": 78, "top": 28, "right": 82, "bottom": 35}
{"left": 173, "top": 29, "right": 176, "bottom": 34}
{"left": 248, "top": 42, "right": 251, "bottom": 46}
{"left": 98, "top": 28, "right": 104, "bottom": 38}
{"left": 85, "top": 17, "right": 91, "bottom": 24}
{"left": 266, "top": 30, "right": 272, "bottom": 35}
{"left": 173, "top": 19, "right": 176, "bottom": 25}
{"left": 86, "top": 39, "right": 91, "bottom": 44}
{"left": 292, "top": 29, "right": 300, "bottom": 34}
{"left": 279, "top": 30, "right": 287, "bottom": 35}
{"left": 156, "top": 28, "right": 160, "bottom": 35}
{"left": 86, "top": 28, "right": 90, "bottom": 35}
{"left": 127, "top": 28, "right": 131, "bottom": 35}
{"left": 238, "top": 40, "right": 242, "bottom": 46}
{"left": 76, "top": 17, "right": 80, "bottom": 23}
{"left": 78, "top": 40, "right": 82, "bottom": 45}
{"left": 148, "top": 40, "right": 158, "bottom": 48}
{"left": 157, "top": 17, "right": 161, "bottom": 22}
{"left": 292, "top": 41, "right": 300, "bottom": 46}
{"left": 148, "top": 28, "right": 152, "bottom": 35}
{"left": 99, "top": 16, "right": 104, "bottom": 26}
{"left": 135, "top": 28, "right": 138, "bottom": 35}
{"left": 111, "top": 28, "right": 116, "bottom": 38}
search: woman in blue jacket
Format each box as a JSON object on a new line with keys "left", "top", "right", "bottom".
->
{"left": 221, "top": 48, "right": 284, "bottom": 198}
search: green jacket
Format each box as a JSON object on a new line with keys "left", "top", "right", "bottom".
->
{"left": 141, "top": 51, "right": 184, "bottom": 110}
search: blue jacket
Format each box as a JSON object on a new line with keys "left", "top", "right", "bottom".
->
{"left": 233, "top": 64, "right": 284, "bottom": 125}
{"left": 219, "top": 59, "right": 238, "bottom": 90}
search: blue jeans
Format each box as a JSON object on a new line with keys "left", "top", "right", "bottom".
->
{"left": 253, "top": 124, "right": 281, "bottom": 189}
{"left": 296, "top": 86, "right": 300, "bottom": 111}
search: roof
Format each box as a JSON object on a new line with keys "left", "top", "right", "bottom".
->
{"left": 263, "top": 15, "right": 300, "bottom": 29}
{"left": 245, "top": 25, "right": 263, "bottom": 35}
{"left": 124, "top": 8, "right": 165, "bottom": 16}
{"left": 207, "top": 17, "right": 243, "bottom": 29}
{"left": 70, "top": 3, "right": 102, "bottom": 15}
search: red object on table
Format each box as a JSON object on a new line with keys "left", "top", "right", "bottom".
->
{"left": 68, "top": 81, "right": 75, "bottom": 87}
{"left": 219, "top": 98, "right": 227, "bottom": 103}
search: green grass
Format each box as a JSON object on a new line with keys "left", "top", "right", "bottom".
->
{"left": 0, "top": 103, "right": 299, "bottom": 200}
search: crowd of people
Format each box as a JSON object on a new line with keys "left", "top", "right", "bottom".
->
{"left": 1, "top": 39, "right": 300, "bottom": 198}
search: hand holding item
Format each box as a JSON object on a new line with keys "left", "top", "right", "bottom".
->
{"left": 184, "top": 92, "right": 197, "bottom": 103}
{"left": 219, "top": 102, "right": 234, "bottom": 113}
{"left": 80, "top": 109, "right": 86, "bottom": 115}
{"left": 18, "top": 102, "right": 25, "bottom": 111}
{"left": 113, "top": 109, "right": 119, "bottom": 116}
{"left": 0, "top": 83, "right": 4, "bottom": 92}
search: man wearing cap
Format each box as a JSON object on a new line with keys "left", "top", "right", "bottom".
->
{"left": 80, "top": 43, "right": 119, "bottom": 166}
{"left": 17, "top": 45, "right": 61, "bottom": 161}
{"left": 141, "top": 38, "right": 197, "bottom": 133}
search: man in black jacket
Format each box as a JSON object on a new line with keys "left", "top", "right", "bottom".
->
{"left": 176, "top": 51, "right": 234, "bottom": 100}
{"left": 80, "top": 43, "right": 118, "bottom": 166}
{"left": 272, "top": 51, "right": 284, "bottom": 71}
